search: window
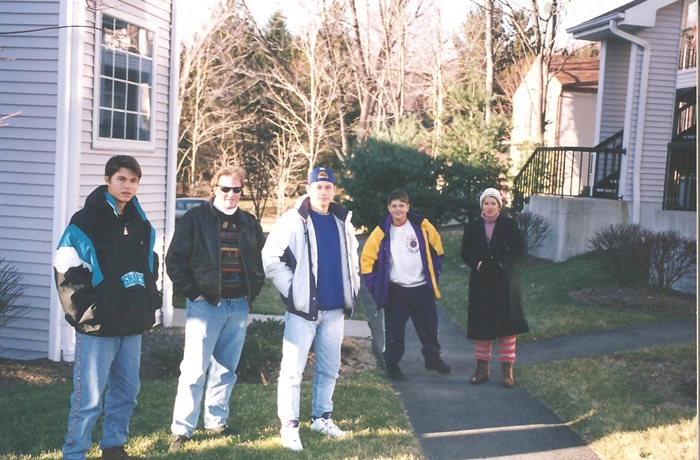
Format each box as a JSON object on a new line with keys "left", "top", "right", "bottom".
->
{"left": 97, "top": 15, "right": 154, "bottom": 143}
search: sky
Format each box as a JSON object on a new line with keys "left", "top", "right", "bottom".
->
{"left": 178, "top": 0, "right": 480, "bottom": 43}
{"left": 176, "top": 0, "right": 633, "bottom": 45}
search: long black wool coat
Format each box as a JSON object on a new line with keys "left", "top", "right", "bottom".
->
{"left": 460, "top": 214, "right": 529, "bottom": 340}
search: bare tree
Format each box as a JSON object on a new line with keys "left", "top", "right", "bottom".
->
{"left": 498, "top": 0, "right": 569, "bottom": 143}
{"left": 178, "top": 0, "right": 258, "bottom": 195}
{"left": 484, "top": 0, "right": 494, "bottom": 124}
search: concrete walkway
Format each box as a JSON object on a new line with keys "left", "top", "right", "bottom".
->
{"left": 358, "top": 286, "right": 697, "bottom": 460}
{"left": 171, "top": 308, "right": 372, "bottom": 338}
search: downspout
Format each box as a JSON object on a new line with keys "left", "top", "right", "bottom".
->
{"left": 162, "top": 0, "right": 181, "bottom": 327}
{"left": 608, "top": 20, "right": 651, "bottom": 224}
{"left": 50, "top": 0, "right": 83, "bottom": 362}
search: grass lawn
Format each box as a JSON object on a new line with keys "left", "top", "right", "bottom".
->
{"left": 0, "top": 372, "right": 421, "bottom": 459}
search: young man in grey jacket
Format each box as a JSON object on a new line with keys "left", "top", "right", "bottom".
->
{"left": 262, "top": 167, "right": 360, "bottom": 451}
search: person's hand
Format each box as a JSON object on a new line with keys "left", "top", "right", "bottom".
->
{"left": 479, "top": 258, "right": 500, "bottom": 275}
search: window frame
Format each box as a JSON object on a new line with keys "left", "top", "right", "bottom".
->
{"left": 92, "top": 10, "right": 157, "bottom": 152}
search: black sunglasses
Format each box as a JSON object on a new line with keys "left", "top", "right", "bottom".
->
{"left": 217, "top": 185, "right": 243, "bottom": 194}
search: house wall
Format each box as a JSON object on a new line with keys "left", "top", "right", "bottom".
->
{"left": 543, "top": 78, "right": 562, "bottom": 147}
{"left": 598, "top": 39, "right": 630, "bottom": 143}
{"left": 525, "top": 196, "right": 632, "bottom": 262}
{"left": 0, "top": 1, "right": 61, "bottom": 359}
{"left": 509, "top": 81, "right": 536, "bottom": 171}
{"left": 0, "top": 0, "right": 173, "bottom": 360}
{"left": 635, "top": 2, "right": 683, "bottom": 205}
{"left": 557, "top": 92, "right": 597, "bottom": 146}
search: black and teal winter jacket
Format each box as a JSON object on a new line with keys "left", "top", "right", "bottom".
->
{"left": 54, "top": 185, "right": 160, "bottom": 336}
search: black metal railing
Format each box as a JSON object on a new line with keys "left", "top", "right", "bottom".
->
{"left": 512, "top": 131, "right": 626, "bottom": 213}
{"left": 673, "top": 88, "right": 696, "bottom": 139}
{"left": 663, "top": 141, "right": 696, "bottom": 211}
{"left": 679, "top": 27, "right": 697, "bottom": 70}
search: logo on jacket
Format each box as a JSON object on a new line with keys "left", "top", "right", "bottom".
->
{"left": 121, "top": 271, "right": 146, "bottom": 288}
{"left": 405, "top": 235, "right": 419, "bottom": 253}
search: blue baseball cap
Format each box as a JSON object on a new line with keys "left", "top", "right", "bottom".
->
{"left": 308, "top": 167, "right": 336, "bottom": 185}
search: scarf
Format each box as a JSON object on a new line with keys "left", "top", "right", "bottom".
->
{"left": 482, "top": 212, "right": 499, "bottom": 241}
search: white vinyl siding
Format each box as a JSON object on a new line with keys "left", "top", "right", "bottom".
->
{"left": 0, "top": 1, "right": 60, "bottom": 359}
{"left": 599, "top": 39, "right": 630, "bottom": 141}
{"left": 637, "top": 2, "right": 683, "bottom": 204}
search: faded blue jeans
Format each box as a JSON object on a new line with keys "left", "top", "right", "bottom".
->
{"left": 63, "top": 333, "right": 142, "bottom": 460}
{"left": 277, "top": 309, "right": 344, "bottom": 424}
{"left": 171, "top": 297, "right": 249, "bottom": 437}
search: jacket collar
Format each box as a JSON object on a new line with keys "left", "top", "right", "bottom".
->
{"left": 295, "top": 194, "right": 349, "bottom": 222}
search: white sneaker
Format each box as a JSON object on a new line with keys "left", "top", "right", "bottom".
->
{"left": 280, "top": 425, "right": 303, "bottom": 451}
{"left": 310, "top": 416, "right": 347, "bottom": 438}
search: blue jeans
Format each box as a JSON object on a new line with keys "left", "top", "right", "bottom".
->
{"left": 63, "top": 333, "right": 142, "bottom": 460}
{"left": 277, "top": 309, "right": 344, "bottom": 424}
{"left": 171, "top": 297, "right": 249, "bottom": 437}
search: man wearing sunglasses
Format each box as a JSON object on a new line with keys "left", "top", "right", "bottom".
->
{"left": 165, "top": 166, "right": 265, "bottom": 452}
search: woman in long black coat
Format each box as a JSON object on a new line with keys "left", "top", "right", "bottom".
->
{"left": 460, "top": 188, "right": 528, "bottom": 388}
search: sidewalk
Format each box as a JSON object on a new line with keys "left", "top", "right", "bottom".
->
{"left": 362, "top": 283, "right": 697, "bottom": 460}
{"left": 170, "top": 308, "right": 372, "bottom": 338}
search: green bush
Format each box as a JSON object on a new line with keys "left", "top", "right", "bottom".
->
{"left": 237, "top": 318, "right": 285, "bottom": 384}
{"left": 589, "top": 224, "right": 652, "bottom": 286}
{"left": 342, "top": 138, "right": 500, "bottom": 230}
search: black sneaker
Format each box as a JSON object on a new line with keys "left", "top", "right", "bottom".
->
{"left": 386, "top": 362, "right": 405, "bottom": 380}
{"left": 205, "top": 425, "right": 230, "bottom": 436}
{"left": 168, "top": 434, "right": 190, "bottom": 453}
{"left": 425, "top": 357, "right": 452, "bottom": 374}
{"left": 102, "top": 446, "right": 131, "bottom": 460}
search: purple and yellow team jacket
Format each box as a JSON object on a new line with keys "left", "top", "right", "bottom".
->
{"left": 360, "top": 211, "right": 444, "bottom": 309}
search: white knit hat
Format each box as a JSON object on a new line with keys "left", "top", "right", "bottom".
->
{"left": 479, "top": 188, "right": 502, "bottom": 208}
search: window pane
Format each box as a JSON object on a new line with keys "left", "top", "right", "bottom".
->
{"left": 99, "top": 77, "right": 112, "bottom": 107}
{"left": 140, "top": 59, "right": 152, "bottom": 85}
{"left": 126, "top": 54, "right": 139, "bottom": 83}
{"left": 126, "top": 113, "right": 139, "bottom": 140}
{"left": 112, "top": 111, "right": 126, "bottom": 139}
{"left": 126, "top": 82, "right": 139, "bottom": 112}
{"left": 102, "top": 49, "right": 115, "bottom": 78}
{"left": 139, "top": 114, "right": 151, "bottom": 141}
{"left": 113, "top": 80, "right": 127, "bottom": 109}
{"left": 114, "top": 52, "right": 127, "bottom": 81}
{"left": 99, "top": 109, "right": 112, "bottom": 137}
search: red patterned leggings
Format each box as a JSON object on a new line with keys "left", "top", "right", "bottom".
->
{"left": 473, "top": 335, "right": 516, "bottom": 362}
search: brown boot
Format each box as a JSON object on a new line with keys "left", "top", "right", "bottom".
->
{"left": 469, "top": 359, "right": 490, "bottom": 384}
{"left": 501, "top": 361, "right": 515, "bottom": 388}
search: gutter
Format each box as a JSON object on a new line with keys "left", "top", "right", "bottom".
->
{"left": 608, "top": 20, "right": 650, "bottom": 224}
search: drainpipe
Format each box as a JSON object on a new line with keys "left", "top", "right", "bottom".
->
{"left": 608, "top": 20, "right": 651, "bottom": 224}
{"left": 163, "top": 0, "right": 181, "bottom": 328}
